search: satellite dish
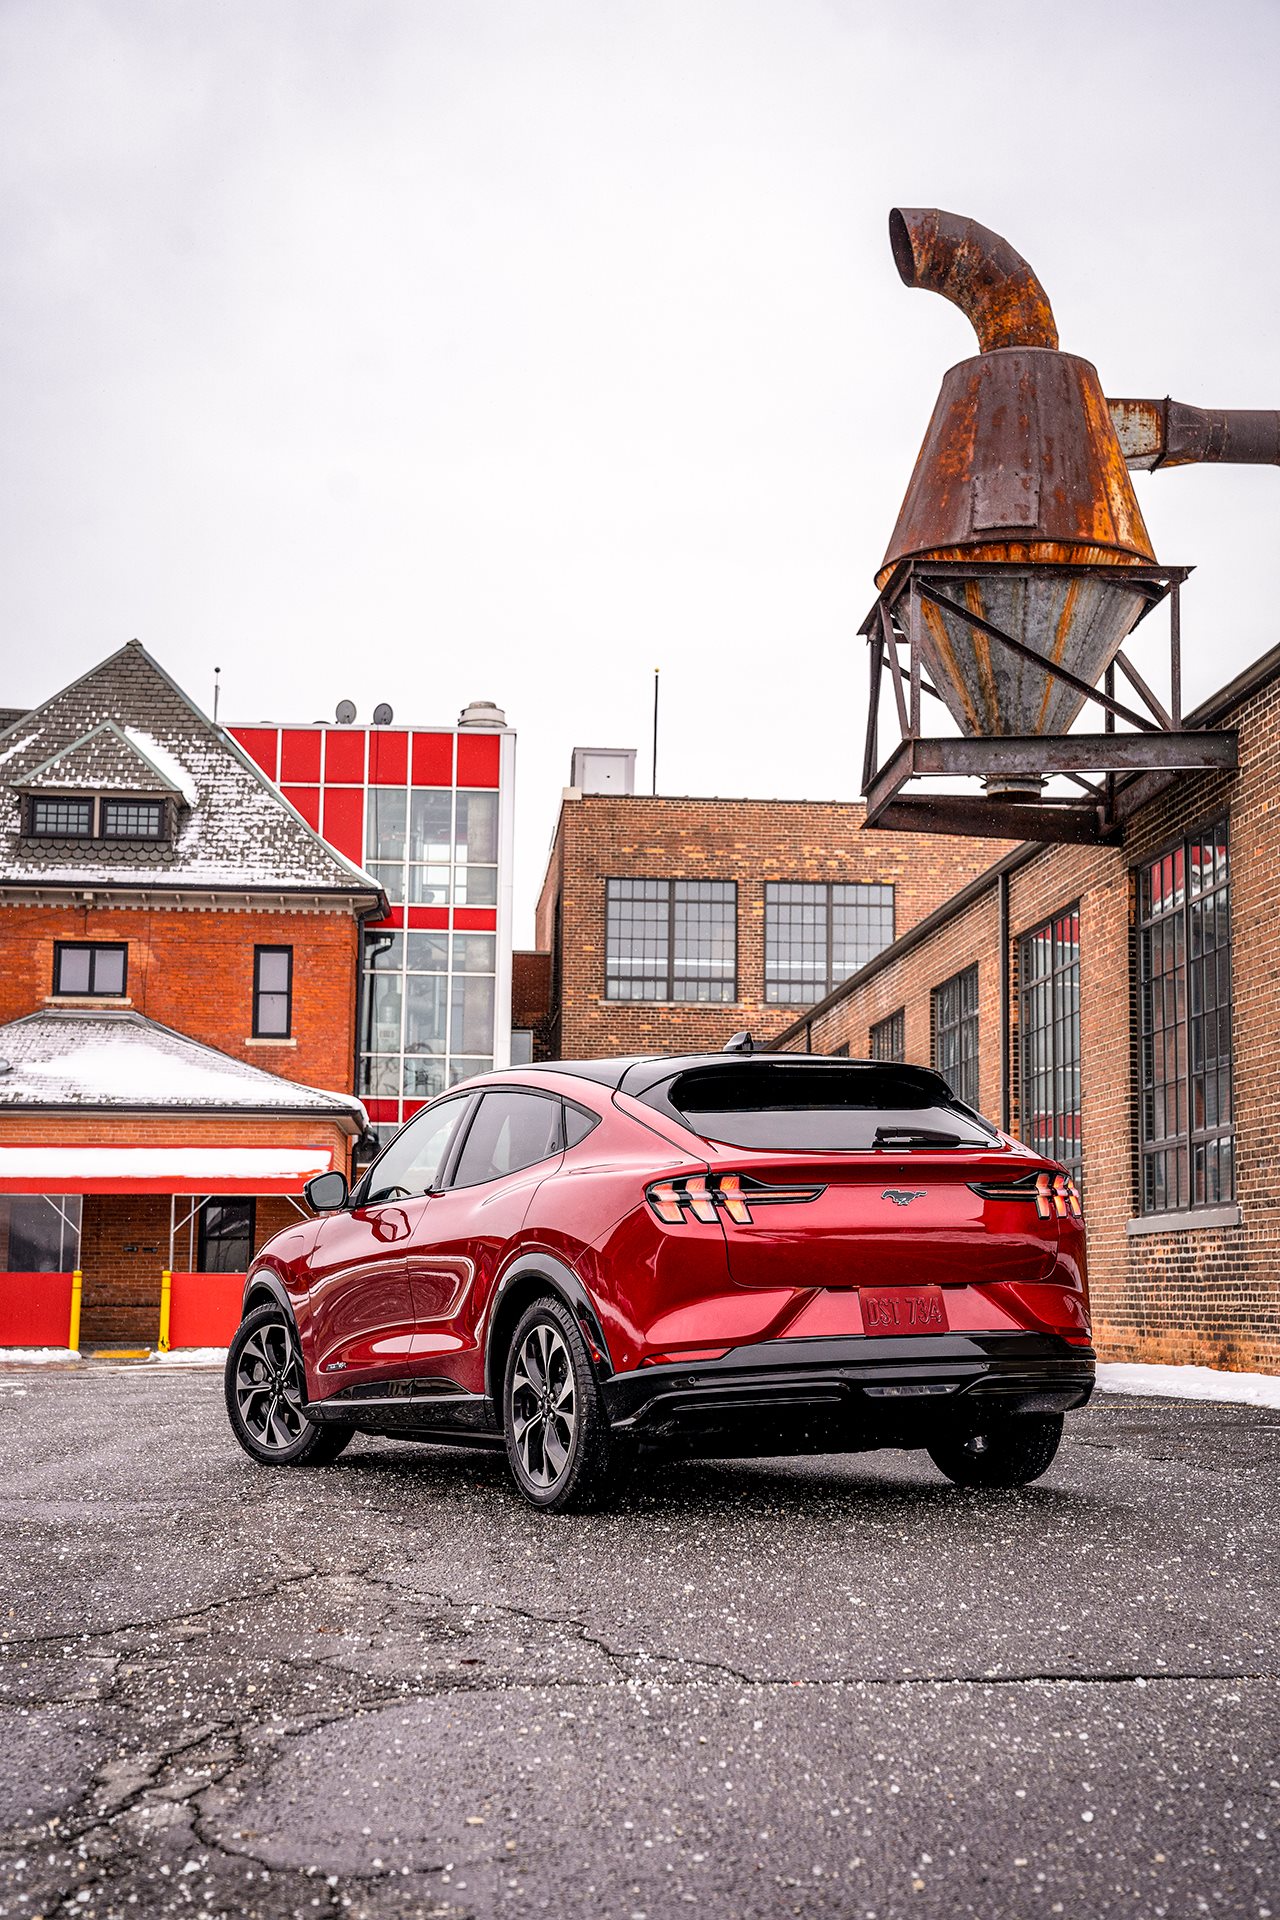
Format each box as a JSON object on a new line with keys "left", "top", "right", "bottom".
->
{"left": 372, "top": 702, "right": 394, "bottom": 725}
{"left": 335, "top": 699, "right": 357, "bottom": 725}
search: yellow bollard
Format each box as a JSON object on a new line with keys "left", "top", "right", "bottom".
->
{"left": 68, "top": 1269, "right": 82, "bottom": 1353}
{"left": 157, "top": 1269, "right": 172, "bottom": 1354}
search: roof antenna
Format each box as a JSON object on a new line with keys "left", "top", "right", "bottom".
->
{"left": 213, "top": 666, "right": 221, "bottom": 724}
{"left": 722, "top": 1030, "right": 755, "bottom": 1054}
{"left": 651, "top": 667, "right": 660, "bottom": 795}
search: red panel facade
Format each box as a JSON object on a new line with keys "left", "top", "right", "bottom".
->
{"left": 322, "top": 786, "right": 364, "bottom": 863}
{"left": 369, "top": 731, "right": 409, "bottom": 785}
{"left": 280, "top": 729, "right": 322, "bottom": 783}
{"left": 324, "top": 729, "right": 366, "bottom": 784}
{"left": 457, "top": 731, "right": 500, "bottom": 788}
{"left": 283, "top": 785, "right": 321, "bottom": 830}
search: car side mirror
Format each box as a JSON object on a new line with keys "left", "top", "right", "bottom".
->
{"left": 304, "top": 1170, "right": 349, "bottom": 1213}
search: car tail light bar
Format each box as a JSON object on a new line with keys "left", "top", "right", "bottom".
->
{"left": 645, "top": 1173, "right": 826, "bottom": 1226}
{"left": 969, "top": 1170, "right": 1083, "bottom": 1219}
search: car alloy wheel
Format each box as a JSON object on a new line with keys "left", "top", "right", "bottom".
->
{"left": 223, "top": 1303, "right": 354, "bottom": 1468}
{"left": 510, "top": 1321, "right": 577, "bottom": 1490}
{"left": 501, "top": 1296, "right": 618, "bottom": 1511}
{"left": 234, "top": 1316, "right": 307, "bottom": 1455}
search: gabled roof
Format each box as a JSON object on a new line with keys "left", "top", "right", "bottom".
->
{"left": 0, "top": 641, "right": 382, "bottom": 898}
{"left": 23, "top": 721, "right": 186, "bottom": 796}
{"left": 0, "top": 1007, "right": 366, "bottom": 1124}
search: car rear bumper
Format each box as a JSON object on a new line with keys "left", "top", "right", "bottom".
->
{"left": 603, "top": 1332, "right": 1095, "bottom": 1447}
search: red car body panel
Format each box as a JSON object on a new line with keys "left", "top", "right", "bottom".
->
{"left": 240, "top": 1060, "right": 1093, "bottom": 1436}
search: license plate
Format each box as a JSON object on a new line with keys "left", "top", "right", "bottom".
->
{"left": 860, "top": 1286, "right": 948, "bottom": 1334}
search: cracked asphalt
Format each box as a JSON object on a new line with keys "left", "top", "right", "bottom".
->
{"left": 0, "top": 1368, "right": 1277, "bottom": 1920}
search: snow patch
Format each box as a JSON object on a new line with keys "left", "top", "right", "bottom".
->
{"left": 155, "top": 1347, "right": 227, "bottom": 1366}
{"left": 123, "top": 727, "right": 199, "bottom": 807}
{"left": 0, "top": 1145, "right": 330, "bottom": 1180}
{"left": 0, "top": 732, "right": 37, "bottom": 768}
{"left": 0, "top": 1347, "right": 82, "bottom": 1364}
{"left": 1096, "top": 1362, "right": 1280, "bottom": 1411}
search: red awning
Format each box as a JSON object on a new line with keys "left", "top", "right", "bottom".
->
{"left": 0, "top": 1146, "right": 334, "bottom": 1194}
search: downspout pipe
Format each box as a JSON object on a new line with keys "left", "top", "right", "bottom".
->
{"left": 889, "top": 207, "right": 1059, "bottom": 354}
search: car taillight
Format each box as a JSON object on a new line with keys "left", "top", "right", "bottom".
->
{"left": 968, "top": 1170, "right": 1083, "bottom": 1219}
{"left": 645, "top": 1172, "right": 826, "bottom": 1225}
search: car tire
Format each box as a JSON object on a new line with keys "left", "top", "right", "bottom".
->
{"left": 927, "top": 1412, "right": 1063, "bottom": 1489}
{"left": 502, "top": 1295, "right": 617, "bottom": 1512}
{"left": 224, "top": 1303, "right": 354, "bottom": 1468}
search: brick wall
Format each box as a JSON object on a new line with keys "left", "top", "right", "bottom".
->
{"left": 537, "top": 795, "right": 1013, "bottom": 1059}
{"left": 0, "top": 902, "right": 360, "bottom": 1093}
{"left": 768, "top": 674, "right": 1280, "bottom": 1372}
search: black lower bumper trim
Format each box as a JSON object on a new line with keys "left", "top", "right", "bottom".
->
{"left": 603, "top": 1332, "right": 1095, "bottom": 1441}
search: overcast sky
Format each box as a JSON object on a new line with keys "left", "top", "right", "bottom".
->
{"left": 2, "top": 0, "right": 1277, "bottom": 939}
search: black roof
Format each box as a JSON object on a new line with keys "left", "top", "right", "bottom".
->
{"left": 535, "top": 1052, "right": 953, "bottom": 1101}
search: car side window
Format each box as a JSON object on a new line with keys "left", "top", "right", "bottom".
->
{"left": 564, "top": 1102, "right": 600, "bottom": 1148}
{"left": 363, "top": 1098, "right": 469, "bottom": 1205}
{"left": 449, "top": 1091, "right": 564, "bottom": 1189}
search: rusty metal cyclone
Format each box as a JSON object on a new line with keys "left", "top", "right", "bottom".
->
{"left": 888, "top": 207, "right": 1059, "bottom": 354}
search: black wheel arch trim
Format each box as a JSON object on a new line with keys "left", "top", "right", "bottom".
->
{"left": 483, "top": 1250, "right": 614, "bottom": 1405}
{"left": 240, "top": 1267, "right": 299, "bottom": 1330}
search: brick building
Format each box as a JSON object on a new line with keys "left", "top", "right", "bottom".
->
{"left": 770, "top": 647, "right": 1280, "bottom": 1374}
{"left": 532, "top": 760, "right": 1011, "bottom": 1058}
{"left": 0, "top": 641, "right": 377, "bottom": 1347}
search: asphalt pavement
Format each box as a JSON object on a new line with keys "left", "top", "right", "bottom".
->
{"left": 0, "top": 1365, "right": 1277, "bottom": 1920}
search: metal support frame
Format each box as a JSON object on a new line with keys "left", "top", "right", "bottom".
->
{"left": 858, "top": 559, "right": 1237, "bottom": 844}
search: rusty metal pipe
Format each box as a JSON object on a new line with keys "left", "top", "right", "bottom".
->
{"left": 1108, "top": 397, "right": 1280, "bottom": 469}
{"left": 889, "top": 207, "right": 1059, "bottom": 354}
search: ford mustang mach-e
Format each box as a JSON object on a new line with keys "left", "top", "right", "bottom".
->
{"left": 224, "top": 1053, "right": 1092, "bottom": 1509}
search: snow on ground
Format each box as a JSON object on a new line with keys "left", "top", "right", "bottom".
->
{"left": 0, "top": 1348, "right": 82, "bottom": 1364}
{"left": 1096, "top": 1362, "right": 1280, "bottom": 1410}
{"left": 155, "top": 1348, "right": 226, "bottom": 1367}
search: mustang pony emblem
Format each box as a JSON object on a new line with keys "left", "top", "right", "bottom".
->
{"left": 881, "top": 1189, "right": 926, "bottom": 1207}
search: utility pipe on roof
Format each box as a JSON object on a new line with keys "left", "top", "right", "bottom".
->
{"left": 888, "top": 207, "right": 1059, "bottom": 353}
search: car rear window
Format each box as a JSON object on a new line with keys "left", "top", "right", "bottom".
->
{"left": 647, "top": 1062, "right": 997, "bottom": 1151}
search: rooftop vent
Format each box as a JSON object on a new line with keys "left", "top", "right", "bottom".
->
{"left": 458, "top": 700, "right": 507, "bottom": 729}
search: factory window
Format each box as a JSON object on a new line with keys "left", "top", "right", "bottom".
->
{"left": 1138, "top": 824, "right": 1233, "bottom": 1214}
{"left": 764, "top": 884, "right": 894, "bottom": 1005}
{"left": 605, "top": 879, "right": 737, "bottom": 1002}
{"left": 932, "top": 965, "right": 979, "bottom": 1109}
{"left": 869, "top": 1008, "right": 906, "bottom": 1065}
{"left": 1018, "top": 907, "right": 1082, "bottom": 1186}
{"left": 53, "top": 942, "right": 127, "bottom": 997}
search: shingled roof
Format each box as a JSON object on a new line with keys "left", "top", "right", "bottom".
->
{"left": 0, "top": 641, "right": 383, "bottom": 898}
{"left": 0, "top": 1008, "right": 366, "bottom": 1122}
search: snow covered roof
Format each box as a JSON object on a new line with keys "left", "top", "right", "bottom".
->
{"left": 0, "top": 641, "right": 383, "bottom": 898}
{"left": 0, "top": 1008, "right": 366, "bottom": 1124}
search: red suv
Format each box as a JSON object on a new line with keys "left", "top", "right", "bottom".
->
{"left": 224, "top": 1054, "right": 1093, "bottom": 1509}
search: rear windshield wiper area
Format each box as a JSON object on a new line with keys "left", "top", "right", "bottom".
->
{"left": 872, "top": 1126, "right": 967, "bottom": 1150}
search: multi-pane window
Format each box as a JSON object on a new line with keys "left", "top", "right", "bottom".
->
{"left": 360, "top": 927, "right": 497, "bottom": 1103}
{"left": 764, "top": 884, "right": 894, "bottom": 1005}
{"left": 869, "top": 1008, "right": 906, "bottom": 1064}
{"left": 932, "top": 965, "right": 979, "bottom": 1108}
{"left": 1018, "top": 907, "right": 1081, "bottom": 1185}
{"left": 253, "top": 946, "right": 293, "bottom": 1037}
{"left": 1138, "top": 824, "right": 1233, "bottom": 1214}
{"left": 365, "top": 788, "right": 499, "bottom": 909}
{"left": 54, "top": 942, "right": 127, "bottom": 996}
{"left": 605, "top": 880, "right": 736, "bottom": 1002}
{"left": 31, "top": 797, "right": 93, "bottom": 837}
{"left": 102, "top": 799, "right": 164, "bottom": 838}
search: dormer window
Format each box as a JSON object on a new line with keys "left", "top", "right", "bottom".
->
{"left": 24, "top": 794, "right": 170, "bottom": 841}
{"left": 31, "top": 797, "right": 93, "bottom": 837}
{"left": 102, "top": 799, "right": 165, "bottom": 839}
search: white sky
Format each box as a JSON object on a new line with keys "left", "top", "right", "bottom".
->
{"left": 2, "top": 0, "right": 1277, "bottom": 941}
